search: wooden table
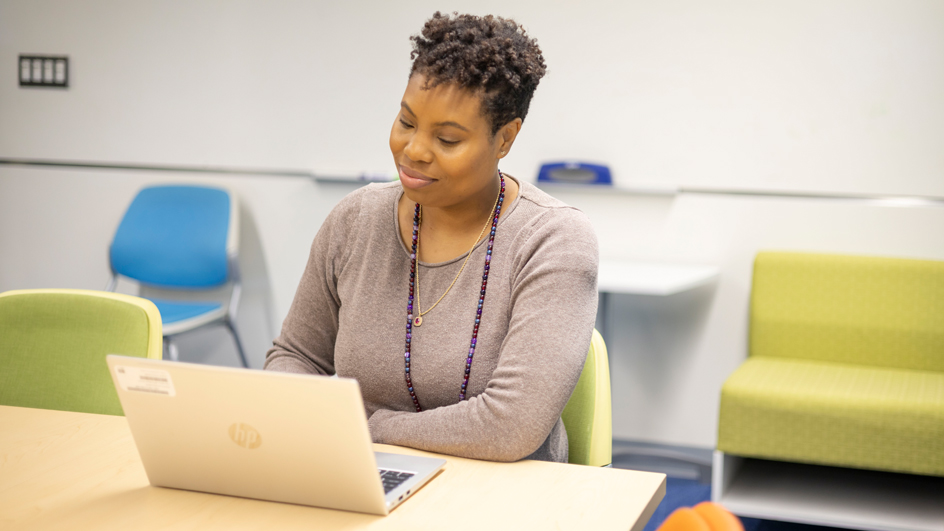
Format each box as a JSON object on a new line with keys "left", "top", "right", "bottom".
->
{"left": 0, "top": 405, "right": 665, "bottom": 530}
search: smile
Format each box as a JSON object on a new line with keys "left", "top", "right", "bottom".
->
{"left": 399, "top": 165, "right": 436, "bottom": 190}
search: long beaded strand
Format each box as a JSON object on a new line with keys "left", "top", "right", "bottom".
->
{"left": 404, "top": 172, "right": 506, "bottom": 411}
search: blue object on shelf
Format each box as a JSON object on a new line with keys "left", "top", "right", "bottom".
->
{"left": 537, "top": 162, "right": 612, "bottom": 185}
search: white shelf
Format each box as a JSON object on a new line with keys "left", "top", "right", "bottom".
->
{"left": 713, "top": 453, "right": 944, "bottom": 531}
{"left": 598, "top": 261, "right": 719, "bottom": 296}
{"left": 537, "top": 182, "right": 678, "bottom": 196}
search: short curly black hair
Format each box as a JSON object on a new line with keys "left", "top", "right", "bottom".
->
{"left": 409, "top": 12, "right": 547, "bottom": 136}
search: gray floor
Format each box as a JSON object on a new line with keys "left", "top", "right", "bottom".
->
{"left": 611, "top": 438, "right": 713, "bottom": 482}
{"left": 610, "top": 440, "right": 855, "bottom": 531}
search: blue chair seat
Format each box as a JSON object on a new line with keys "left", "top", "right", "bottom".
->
{"left": 150, "top": 299, "right": 226, "bottom": 336}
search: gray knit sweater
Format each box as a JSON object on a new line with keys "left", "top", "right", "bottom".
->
{"left": 264, "top": 178, "right": 598, "bottom": 462}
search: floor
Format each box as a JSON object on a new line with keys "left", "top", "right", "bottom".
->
{"left": 610, "top": 441, "right": 854, "bottom": 531}
{"left": 636, "top": 477, "right": 850, "bottom": 531}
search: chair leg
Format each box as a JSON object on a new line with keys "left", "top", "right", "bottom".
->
{"left": 225, "top": 318, "right": 250, "bottom": 368}
{"left": 163, "top": 338, "right": 180, "bottom": 362}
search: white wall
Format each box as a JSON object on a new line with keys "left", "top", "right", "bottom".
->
{"left": 2, "top": 0, "right": 942, "bottom": 195}
{"left": 2, "top": 0, "right": 943, "bottom": 448}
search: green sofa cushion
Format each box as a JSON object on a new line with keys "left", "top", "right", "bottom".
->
{"left": 751, "top": 253, "right": 944, "bottom": 372}
{"left": 718, "top": 357, "right": 944, "bottom": 477}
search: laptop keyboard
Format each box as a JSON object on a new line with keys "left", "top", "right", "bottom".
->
{"left": 378, "top": 469, "right": 415, "bottom": 494}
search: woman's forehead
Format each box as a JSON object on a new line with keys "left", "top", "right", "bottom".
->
{"left": 402, "top": 74, "right": 486, "bottom": 129}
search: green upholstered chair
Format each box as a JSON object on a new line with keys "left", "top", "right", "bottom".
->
{"left": 0, "top": 289, "right": 162, "bottom": 416}
{"left": 717, "top": 252, "right": 944, "bottom": 477}
{"left": 562, "top": 329, "right": 613, "bottom": 467}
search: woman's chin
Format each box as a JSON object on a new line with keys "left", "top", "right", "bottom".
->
{"left": 399, "top": 184, "right": 426, "bottom": 204}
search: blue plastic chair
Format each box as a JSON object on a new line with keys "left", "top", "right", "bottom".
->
{"left": 106, "top": 185, "right": 249, "bottom": 367}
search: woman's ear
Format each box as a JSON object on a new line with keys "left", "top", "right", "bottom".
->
{"left": 497, "top": 118, "right": 523, "bottom": 159}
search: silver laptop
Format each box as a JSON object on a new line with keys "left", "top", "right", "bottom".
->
{"left": 106, "top": 355, "right": 445, "bottom": 515}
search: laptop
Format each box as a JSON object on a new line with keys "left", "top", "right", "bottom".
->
{"left": 106, "top": 355, "right": 446, "bottom": 515}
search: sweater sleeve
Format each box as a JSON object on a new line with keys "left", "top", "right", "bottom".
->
{"left": 263, "top": 190, "right": 362, "bottom": 375}
{"left": 367, "top": 206, "right": 599, "bottom": 461}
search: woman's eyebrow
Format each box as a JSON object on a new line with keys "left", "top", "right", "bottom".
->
{"left": 400, "top": 102, "right": 470, "bottom": 132}
{"left": 434, "top": 120, "right": 469, "bottom": 132}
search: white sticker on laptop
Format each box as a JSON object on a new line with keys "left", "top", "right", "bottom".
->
{"left": 114, "top": 366, "right": 176, "bottom": 397}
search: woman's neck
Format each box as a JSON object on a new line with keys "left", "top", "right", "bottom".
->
{"left": 425, "top": 176, "right": 502, "bottom": 231}
{"left": 400, "top": 174, "right": 519, "bottom": 263}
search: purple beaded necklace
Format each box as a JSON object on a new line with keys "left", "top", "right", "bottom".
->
{"left": 403, "top": 172, "right": 506, "bottom": 412}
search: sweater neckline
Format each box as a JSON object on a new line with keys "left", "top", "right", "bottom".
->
{"left": 391, "top": 174, "right": 523, "bottom": 268}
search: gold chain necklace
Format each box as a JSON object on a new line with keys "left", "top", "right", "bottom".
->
{"left": 413, "top": 191, "right": 501, "bottom": 327}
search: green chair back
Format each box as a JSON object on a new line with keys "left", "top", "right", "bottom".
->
{"left": 751, "top": 252, "right": 944, "bottom": 372}
{"left": 562, "top": 329, "right": 613, "bottom": 466}
{"left": 0, "top": 289, "right": 163, "bottom": 415}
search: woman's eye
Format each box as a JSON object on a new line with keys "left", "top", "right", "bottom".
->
{"left": 399, "top": 119, "right": 414, "bottom": 129}
{"left": 439, "top": 138, "right": 459, "bottom": 146}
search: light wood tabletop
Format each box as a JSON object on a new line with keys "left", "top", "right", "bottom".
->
{"left": 0, "top": 405, "right": 665, "bottom": 530}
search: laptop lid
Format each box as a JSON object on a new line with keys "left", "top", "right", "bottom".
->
{"left": 106, "top": 355, "right": 444, "bottom": 515}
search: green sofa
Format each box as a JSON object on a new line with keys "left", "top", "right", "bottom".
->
{"left": 718, "top": 252, "right": 944, "bottom": 477}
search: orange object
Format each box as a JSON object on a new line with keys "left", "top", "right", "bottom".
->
{"left": 657, "top": 502, "right": 743, "bottom": 531}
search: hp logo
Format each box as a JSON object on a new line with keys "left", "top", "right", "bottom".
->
{"left": 228, "top": 423, "right": 262, "bottom": 449}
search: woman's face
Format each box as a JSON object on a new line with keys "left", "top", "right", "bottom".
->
{"left": 390, "top": 73, "right": 503, "bottom": 209}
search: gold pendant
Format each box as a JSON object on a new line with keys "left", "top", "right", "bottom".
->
{"left": 414, "top": 316, "right": 423, "bottom": 327}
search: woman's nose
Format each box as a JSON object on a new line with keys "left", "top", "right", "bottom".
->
{"left": 403, "top": 134, "right": 432, "bottom": 164}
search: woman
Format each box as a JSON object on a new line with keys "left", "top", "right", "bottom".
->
{"left": 265, "top": 12, "right": 598, "bottom": 463}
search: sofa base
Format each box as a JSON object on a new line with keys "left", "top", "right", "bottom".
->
{"left": 712, "top": 451, "right": 944, "bottom": 531}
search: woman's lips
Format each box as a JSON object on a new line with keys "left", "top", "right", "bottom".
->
{"left": 399, "top": 165, "right": 436, "bottom": 190}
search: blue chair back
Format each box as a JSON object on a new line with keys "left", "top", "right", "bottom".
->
{"left": 110, "top": 185, "right": 232, "bottom": 288}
